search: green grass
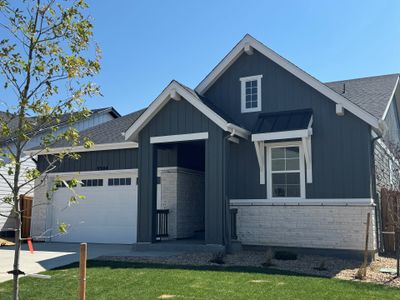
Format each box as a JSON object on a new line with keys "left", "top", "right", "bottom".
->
{"left": 0, "top": 260, "right": 399, "bottom": 299}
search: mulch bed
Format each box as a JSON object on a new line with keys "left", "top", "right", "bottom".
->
{"left": 99, "top": 250, "right": 400, "bottom": 288}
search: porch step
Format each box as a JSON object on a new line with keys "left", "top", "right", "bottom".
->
{"left": 132, "top": 242, "right": 225, "bottom": 254}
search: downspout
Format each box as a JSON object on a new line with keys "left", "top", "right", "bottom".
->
{"left": 222, "top": 130, "right": 235, "bottom": 250}
{"left": 371, "top": 133, "right": 383, "bottom": 253}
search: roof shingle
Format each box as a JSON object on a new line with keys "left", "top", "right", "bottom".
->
{"left": 325, "top": 74, "right": 399, "bottom": 119}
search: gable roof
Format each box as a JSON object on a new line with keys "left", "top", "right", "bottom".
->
{"left": 124, "top": 80, "right": 250, "bottom": 141}
{"left": 325, "top": 74, "right": 399, "bottom": 120}
{"left": 26, "top": 109, "right": 143, "bottom": 154}
{"left": 1, "top": 107, "right": 120, "bottom": 144}
{"left": 195, "top": 34, "right": 381, "bottom": 130}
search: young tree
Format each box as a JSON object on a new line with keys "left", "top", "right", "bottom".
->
{"left": 0, "top": 1, "right": 100, "bottom": 299}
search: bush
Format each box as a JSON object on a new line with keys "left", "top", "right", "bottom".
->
{"left": 262, "top": 248, "right": 275, "bottom": 267}
{"left": 210, "top": 251, "right": 225, "bottom": 264}
{"left": 314, "top": 260, "right": 328, "bottom": 271}
{"left": 274, "top": 250, "right": 298, "bottom": 260}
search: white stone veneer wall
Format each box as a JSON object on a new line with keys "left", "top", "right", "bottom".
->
{"left": 159, "top": 167, "right": 204, "bottom": 239}
{"left": 231, "top": 204, "right": 376, "bottom": 251}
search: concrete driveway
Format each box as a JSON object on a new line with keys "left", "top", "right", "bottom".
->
{"left": 0, "top": 243, "right": 133, "bottom": 283}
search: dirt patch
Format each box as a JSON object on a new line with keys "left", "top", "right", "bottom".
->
{"left": 0, "top": 238, "right": 14, "bottom": 246}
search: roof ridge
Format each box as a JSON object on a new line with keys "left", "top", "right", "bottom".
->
{"left": 326, "top": 73, "right": 400, "bottom": 84}
{"left": 77, "top": 108, "right": 146, "bottom": 135}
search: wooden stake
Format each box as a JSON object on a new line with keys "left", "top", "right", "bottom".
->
{"left": 362, "top": 213, "right": 371, "bottom": 277}
{"left": 79, "top": 243, "right": 87, "bottom": 300}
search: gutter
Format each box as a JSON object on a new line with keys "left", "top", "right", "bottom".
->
{"left": 370, "top": 132, "right": 384, "bottom": 253}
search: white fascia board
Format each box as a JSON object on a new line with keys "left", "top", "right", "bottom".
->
{"left": 124, "top": 80, "right": 250, "bottom": 141}
{"left": 251, "top": 128, "right": 312, "bottom": 142}
{"left": 124, "top": 84, "right": 172, "bottom": 141}
{"left": 381, "top": 75, "right": 400, "bottom": 120}
{"left": 227, "top": 123, "right": 251, "bottom": 139}
{"left": 150, "top": 132, "right": 208, "bottom": 144}
{"left": 230, "top": 198, "right": 374, "bottom": 207}
{"left": 195, "top": 34, "right": 380, "bottom": 129}
{"left": 24, "top": 142, "right": 138, "bottom": 156}
{"left": 47, "top": 168, "right": 138, "bottom": 177}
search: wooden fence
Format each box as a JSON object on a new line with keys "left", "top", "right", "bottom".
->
{"left": 20, "top": 195, "right": 33, "bottom": 238}
{"left": 381, "top": 188, "right": 400, "bottom": 254}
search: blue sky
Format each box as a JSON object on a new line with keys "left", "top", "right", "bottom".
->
{"left": 3, "top": 1, "right": 400, "bottom": 115}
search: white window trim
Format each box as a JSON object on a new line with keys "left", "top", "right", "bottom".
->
{"left": 266, "top": 141, "right": 306, "bottom": 199}
{"left": 240, "top": 75, "right": 263, "bottom": 113}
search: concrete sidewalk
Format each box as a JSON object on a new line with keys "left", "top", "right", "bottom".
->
{"left": 0, "top": 243, "right": 135, "bottom": 283}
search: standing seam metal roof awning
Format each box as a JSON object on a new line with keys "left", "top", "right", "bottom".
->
{"left": 251, "top": 109, "right": 313, "bottom": 185}
{"left": 252, "top": 109, "right": 313, "bottom": 141}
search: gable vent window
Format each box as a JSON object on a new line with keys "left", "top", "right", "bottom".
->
{"left": 240, "top": 75, "right": 263, "bottom": 113}
{"left": 81, "top": 179, "right": 103, "bottom": 187}
{"left": 108, "top": 177, "right": 132, "bottom": 186}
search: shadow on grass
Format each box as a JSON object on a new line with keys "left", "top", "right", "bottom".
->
{"left": 54, "top": 259, "right": 325, "bottom": 279}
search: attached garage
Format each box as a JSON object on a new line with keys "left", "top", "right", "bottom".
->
{"left": 49, "top": 171, "right": 137, "bottom": 244}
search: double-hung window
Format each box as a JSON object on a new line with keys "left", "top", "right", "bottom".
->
{"left": 240, "top": 75, "right": 262, "bottom": 113}
{"left": 267, "top": 143, "right": 305, "bottom": 199}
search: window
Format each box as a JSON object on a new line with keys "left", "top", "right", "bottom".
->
{"left": 81, "top": 179, "right": 103, "bottom": 187}
{"left": 55, "top": 180, "right": 76, "bottom": 188}
{"left": 108, "top": 177, "right": 132, "bottom": 186}
{"left": 267, "top": 143, "right": 305, "bottom": 198}
{"left": 240, "top": 75, "right": 263, "bottom": 113}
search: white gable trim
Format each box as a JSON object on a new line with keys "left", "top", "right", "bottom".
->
{"left": 124, "top": 81, "right": 250, "bottom": 141}
{"left": 195, "top": 34, "right": 380, "bottom": 130}
{"left": 381, "top": 75, "right": 400, "bottom": 120}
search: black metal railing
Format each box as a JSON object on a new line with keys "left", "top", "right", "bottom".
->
{"left": 156, "top": 209, "right": 169, "bottom": 239}
{"left": 230, "top": 208, "right": 238, "bottom": 240}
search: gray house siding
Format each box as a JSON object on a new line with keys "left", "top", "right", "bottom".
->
{"left": 37, "top": 143, "right": 205, "bottom": 174}
{"left": 205, "top": 50, "right": 372, "bottom": 199}
{"left": 37, "top": 149, "right": 138, "bottom": 173}
{"left": 137, "top": 99, "right": 227, "bottom": 245}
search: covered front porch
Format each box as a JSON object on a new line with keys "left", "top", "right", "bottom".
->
{"left": 124, "top": 81, "right": 250, "bottom": 246}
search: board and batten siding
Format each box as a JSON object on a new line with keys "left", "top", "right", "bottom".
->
{"left": 204, "top": 49, "right": 373, "bottom": 199}
{"left": 37, "top": 143, "right": 204, "bottom": 174}
{"left": 137, "top": 99, "right": 227, "bottom": 245}
{"left": 38, "top": 148, "right": 138, "bottom": 173}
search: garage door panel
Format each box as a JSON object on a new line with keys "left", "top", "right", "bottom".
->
{"left": 50, "top": 173, "right": 137, "bottom": 244}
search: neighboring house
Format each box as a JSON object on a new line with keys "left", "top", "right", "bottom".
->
{"left": 0, "top": 107, "right": 120, "bottom": 237}
{"left": 30, "top": 35, "right": 400, "bottom": 256}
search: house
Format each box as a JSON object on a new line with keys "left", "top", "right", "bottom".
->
{"left": 29, "top": 35, "right": 400, "bottom": 256}
{"left": 0, "top": 107, "right": 120, "bottom": 238}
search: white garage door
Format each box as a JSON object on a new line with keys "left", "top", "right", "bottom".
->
{"left": 50, "top": 172, "right": 137, "bottom": 244}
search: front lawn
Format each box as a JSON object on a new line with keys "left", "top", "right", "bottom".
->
{"left": 0, "top": 260, "right": 399, "bottom": 299}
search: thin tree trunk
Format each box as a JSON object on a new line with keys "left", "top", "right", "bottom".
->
{"left": 12, "top": 209, "right": 22, "bottom": 300}
{"left": 396, "top": 230, "right": 400, "bottom": 277}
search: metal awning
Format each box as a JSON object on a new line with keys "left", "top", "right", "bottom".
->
{"left": 251, "top": 109, "right": 313, "bottom": 184}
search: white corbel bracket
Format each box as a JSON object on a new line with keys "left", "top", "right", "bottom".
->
{"left": 254, "top": 141, "right": 265, "bottom": 184}
{"left": 170, "top": 89, "right": 181, "bottom": 101}
{"left": 302, "top": 135, "right": 313, "bottom": 183}
{"left": 244, "top": 42, "right": 254, "bottom": 55}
